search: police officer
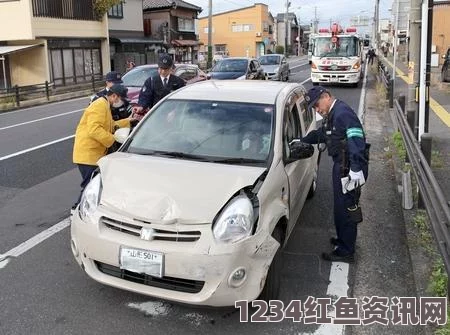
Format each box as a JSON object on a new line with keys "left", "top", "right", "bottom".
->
{"left": 302, "top": 86, "right": 369, "bottom": 263}
{"left": 91, "top": 71, "right": 131, "bottom": 121}
{"left": 132, "top": 53, "right": 185, "bottom": 120}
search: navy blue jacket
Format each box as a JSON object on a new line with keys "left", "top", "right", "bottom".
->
{"left": 138, "top": 74, "right": 185, "bottom": 109}
{"left": 302, "top": 99, "right": 368, "bottom": 172}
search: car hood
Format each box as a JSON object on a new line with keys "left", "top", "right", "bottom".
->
{"left": 209, "top": 71, "right": 246, "bottom": 80}
{"left": 260, "top": 65, "right": 279, "bottom": 73}
{"left": 98, "top": 153, "right": 266, "bottom": 224}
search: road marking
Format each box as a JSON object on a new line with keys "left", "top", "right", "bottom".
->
{"left": 0, "top": 97, "right": 87, "bottom": 115}
{"left": 383, "top": 57, "right": 450, "bottom": 127}
{"left": 0, "top": 109, "right": 82, "bottom": 131}
{"left": 291, "top": 62, "right": 310, "bottom": 70}
{"left": 0, "top": 134, "right": 74, "bottom": 161}
{"left": 0, "top": 218, "right": 71, "bottom": 269}
{"left": 300, "top": 78, "right": 311, "bottom": 85}
{"left": 358, "top": 62, "right": 369, "bottom": 123}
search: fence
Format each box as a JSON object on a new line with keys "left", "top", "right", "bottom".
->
{"left": 0, "top": 75, "right": 105, "bottom": 108}
{"left": 378, "top": 60, "right": 394, "bottom": 108}
{"left": 393, "top": 98, "right": 450, "bottom": 295}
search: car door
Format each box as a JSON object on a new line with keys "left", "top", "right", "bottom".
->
{"left": 282, "top": 91, "right": 310, "bottom": 234}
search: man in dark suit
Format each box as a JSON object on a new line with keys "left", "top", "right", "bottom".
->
{"left": 132, "top": 53, "right": 185, "bottom": 120}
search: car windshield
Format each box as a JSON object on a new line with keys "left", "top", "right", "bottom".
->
{"left": 258, "top": 55, "right": 280, "bottom": 65}
{"left": 313, "top": 36, "right": 359, "bottom": 57}
{"left": 212, "top": 59, "right": 248, "bottom": 73}
{"left": 122, "top": 67, "right": 158, "bottom": 87}
{"left": 126, "top": 99, "right": 274, "bottom": 164}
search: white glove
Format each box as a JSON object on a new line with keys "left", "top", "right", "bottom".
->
{"left": 349, "top": 170, "right": 366, "bottom": 186}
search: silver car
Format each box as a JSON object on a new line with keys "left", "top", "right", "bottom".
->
{"left": 258, "top": 54, "right": 290, "bottom": 81}
{"left": 71, "top": 80, "right": 320, "bottom": 307}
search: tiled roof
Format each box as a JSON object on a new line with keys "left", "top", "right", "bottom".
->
{"left": 143, "top": 0, "right": 202, "bottom": 12}
{"left": 276, "top": 13, "right": 297, "bottom": 21}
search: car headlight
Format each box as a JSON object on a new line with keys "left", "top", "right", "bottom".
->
{"left": 236, "top": 75, "right": 246, "bottom": 80}
{"left": 79, "top": 174, "right": 102, "bottom": 224}
{"left": 212, "top": 195, "right": 255, "bottom": 243}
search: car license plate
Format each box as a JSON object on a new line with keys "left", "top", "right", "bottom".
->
{"left": 120, "top": 247, "right": 164, "bottom": 278}
{"left": 330, "top": 77, "right": 338, "bottom": 82}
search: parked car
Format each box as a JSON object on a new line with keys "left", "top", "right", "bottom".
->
{"left": 71, "top": 80, "right": 320, "bottom": 307}
{"left": 121, "top": 64, "right": 207, "bottom": 104}
{"left": 207, "top": 57, "right": 266, "bottom": 80}
{"left": 258, "top": 54, "right": 290, "bottom": 81}
{"left": 442, "top": 48, "right": 450, "bottom": 82}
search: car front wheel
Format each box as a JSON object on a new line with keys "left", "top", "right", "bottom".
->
{"left": 258, "top": 226, "right": 284, "bottom": 302}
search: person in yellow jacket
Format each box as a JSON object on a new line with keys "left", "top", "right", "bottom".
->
{"left": 72, "top": 84, "right": 138, "bottom": 209}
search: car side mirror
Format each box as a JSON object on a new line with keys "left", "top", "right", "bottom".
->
{"left": 288, "top": 139, "right": 314, "bottom": 161}
{"left": 114, "top": 127, "right": 130, "bottom": 144}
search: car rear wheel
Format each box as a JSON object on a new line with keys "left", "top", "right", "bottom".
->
{"left": 258, "top": 226, "right": 284, "bottom": 302}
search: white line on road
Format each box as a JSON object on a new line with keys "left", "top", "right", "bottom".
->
{"left": 0, "top": 218, "right": 71, "bottom": 269}
{"left": 291, "top": 62, "right": 310, "bottom": 70}
{"left": 0, "top": 109, "right": 83, "bottom": 131}
{"left": 358, "top": 62, "right": 369, "bottom": 123}
{"left": 0, "top": 134, "right": 75, "bottom": 161}
{"left": 300, "top": 78, "right": 311, "bottom": 85}
{"left": 0, "top": 97, "right": 87, "bottom": 115}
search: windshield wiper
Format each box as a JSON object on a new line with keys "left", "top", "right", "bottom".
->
{"left": 152, "top": 151, "right": 214, "bottom": 161}
{"left": 212, "top": 157, "right": 264, "bottom": 165}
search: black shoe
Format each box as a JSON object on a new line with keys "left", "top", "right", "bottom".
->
{"left": 330, "top": 237, "right": 339, "bottom": 246}
{"left": 322, "top": 251, "right": 355, "bottom": 263}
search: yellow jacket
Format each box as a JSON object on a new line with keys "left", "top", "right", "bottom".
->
{"left": 73, "top": 97, "right": 130, "bottom": 165}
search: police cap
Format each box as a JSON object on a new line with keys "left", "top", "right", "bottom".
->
{"left": 305, "top": 86, "right": 328, "bottom": 109}
{"left": 158, "top": 54, "right": 174, "bottom": 69}
{"left": 105, "top": 71, "right": 123, "bottom": 84}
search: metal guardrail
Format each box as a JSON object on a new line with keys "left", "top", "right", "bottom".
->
{"left": 378, "top": 60, "right": 394, "bottom": 108}
{"left": 393, "top": 99, "right": 450, "bottom": 282}
{"left": 0, "top": 75, "right": 105, "bottom": 108}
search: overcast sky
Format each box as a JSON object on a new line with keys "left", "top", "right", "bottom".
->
{"left": 191, "top": 0, "right": 392, "bottom": 33}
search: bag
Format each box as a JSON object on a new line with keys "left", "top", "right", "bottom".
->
{"left": 347, "top": 204, "right": 363, "bottom": 224}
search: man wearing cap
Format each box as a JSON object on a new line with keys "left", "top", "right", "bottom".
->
{"left": 91, "top": 71, "right": 131, "bottom": 121}
{"left": 72, "top": 84, "right": 139, "bottom": 209}
{"left": 132, "top": 53, "right": 185, "bottom": 120}
{"left": 302, "top": 86, "right": 369, "bottom": 263}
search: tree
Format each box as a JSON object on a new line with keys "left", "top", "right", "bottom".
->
{"left": 275, "top": 45, "right": 284, "bottom": 54}
{"left": 94, "top": 0, "right": 122, "bottom": 20}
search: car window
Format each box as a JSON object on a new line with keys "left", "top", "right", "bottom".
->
{"left": 283, "top": 95, "right": 302, "bottom": 159}
{"left": 258, "top": 55, "right": 280, "bottom": 65}
{"left": 299, "top": 98, "right": 314, "bottom": 132}
{"left": 127, "top": 99, "right": 274, "bottom": 163}
{"left": 213, "top": 59, "right": 248, "bottom": 72}
{"left": 175, "top": 67, "right": 197, "bottom": 81}
{"left": 121, "top": 67, "right": 158, "bottom": 87}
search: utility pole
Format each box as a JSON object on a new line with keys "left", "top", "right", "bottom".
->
{"left": 314, "top": 7, "right": 318, "bottom": 33}
{"left": 393, "top": 0, "right": 400, "bottom": 90}
{"left": 424, "top": 0, "right": 434, "bottom": 133}
{"left": 285, "top": 0, "right": 290, "bottom": 57}
{"left": 207, "top": 0, "right": 212, "bottom": 69}
{"left": 407, "top": 0, "right": 421, "bottom": 138}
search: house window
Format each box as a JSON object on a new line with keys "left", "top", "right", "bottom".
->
{"left": 108, "top": 2, "right": 123, "bottom": 18}
{"left": 231, "top": 24, "right": 254, "bottom": 32}
{"left": 203, "top": 27, "right": 215, "bottom": 34}
{"left": 178, "top": 17, "right": 195, "bottom": 32}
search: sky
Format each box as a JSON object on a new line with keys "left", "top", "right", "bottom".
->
{"left": 189, "top": 0, "right": 392, "bottom": 35}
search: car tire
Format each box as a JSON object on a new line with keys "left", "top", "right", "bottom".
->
{"left": 307, "top": 165, "right": 318, "bottom": 199}
{"left": 258, "top": 226, "right": 284, "bottom": 302}
{"left": 312, "top": 82, "right": 319, "bottom": 86}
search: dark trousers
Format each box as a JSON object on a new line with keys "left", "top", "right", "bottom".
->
{"left": 368, "top": 56, "right": 374, "bottom": 65}
{"left": 75, "top": 164, "right": 97, "bottom": 206}
{"left": 331, "top": 162, "right": 368, "bottom": 255}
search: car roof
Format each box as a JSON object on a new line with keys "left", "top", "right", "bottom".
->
{"left": 167, "top": 80, "right": 299, "bottom": 104}
{"left": 259, "top": 54, "right": 283, "bottom": 57}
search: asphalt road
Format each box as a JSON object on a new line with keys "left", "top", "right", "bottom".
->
{"left": 0, "top": 62, "right": 424, "bottom": 335}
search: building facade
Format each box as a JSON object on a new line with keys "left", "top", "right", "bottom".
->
{"left": 275, "top": 13, "right": 299, "bottom": 55}
{"left": 197, "top": 4, "right": 275, "bottom": 58}
{"left": 0, "top": 0, "right": 109, "bottom": 88}
{"left": 143, "top": 0, "right": 202, "bottom": 64}
{"left": 432, "top": 1, "right": 450, "bottom": 65}
{"left": 109, "top": 0, "right": 163, "bottom": 73}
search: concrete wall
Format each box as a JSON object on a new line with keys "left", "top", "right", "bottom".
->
{"left": 0, "top": 0, "right": 33, "bottom": 40}
{"left": 108, "top": 0, "right": 143, "bottom": 32}
{"left": 432, "top": 3, "right": 450, "bottom": 65}
{"left": 198, "top": 4, "right": 273, "bottom": 58}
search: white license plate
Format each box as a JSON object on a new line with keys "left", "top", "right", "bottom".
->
{"left": 330, "top": 77, "right": 338, "bottom": 82}
{"left": 120, "top": 247, "right": 164, "bottom": 278}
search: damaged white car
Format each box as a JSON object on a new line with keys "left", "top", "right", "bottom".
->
{"left": 71, "top": 80, "right": 320, "bottom": 307}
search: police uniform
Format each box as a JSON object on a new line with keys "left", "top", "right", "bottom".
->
{"left": 137, "top": 54, "right": 186, "bottom": 111}
{"left": 303, "top": 87, "right": 369, "bottom": 260}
